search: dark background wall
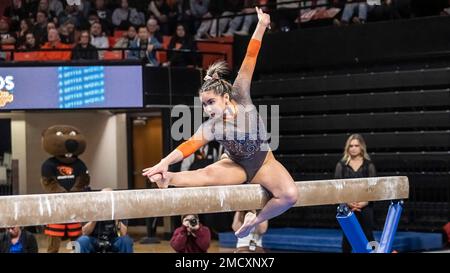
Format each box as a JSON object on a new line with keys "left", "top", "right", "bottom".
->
{"left": 0, "top": 119, "right": 11, "bottom": 154}
{"left": 234, "top": 15, "right": 450, "bottom": 73}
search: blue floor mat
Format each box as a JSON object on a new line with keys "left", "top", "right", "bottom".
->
{"left": 219, "top": 228, "right": 443, "bottom": 252}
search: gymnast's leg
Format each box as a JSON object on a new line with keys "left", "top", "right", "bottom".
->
{"left": 149, "top": 158, "right": 247, "bottom": 188}
{"left": 235, "top": 153, "right": 299, "bottom": 238}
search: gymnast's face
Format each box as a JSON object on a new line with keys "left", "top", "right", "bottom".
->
{"left": 348, "top": 139, "right": 362, "bottom": 158}
{"left": 200, "top": 90, "right": 229, "bottom": 119}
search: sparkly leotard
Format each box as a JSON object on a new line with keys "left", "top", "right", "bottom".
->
{"left": 212, "top": 105, "right": 269, "bottom": 183}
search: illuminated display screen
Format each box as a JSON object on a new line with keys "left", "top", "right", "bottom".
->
{"left": 0, "top": 65, "right": 143, "bottom": 110}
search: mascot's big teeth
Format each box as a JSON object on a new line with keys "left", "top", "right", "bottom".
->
{"left": 65, "top": 153, "right": 73, "bottom": 158}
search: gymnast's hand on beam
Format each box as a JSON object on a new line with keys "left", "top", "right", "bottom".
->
{"left": 146, "top": 173, "right": 170, "bottom": 189}
{"left": 142, "top": 161, "right": 168, "bottom": 178}
{"left": 142, "top": 161, "right": 170, "bottom": 188}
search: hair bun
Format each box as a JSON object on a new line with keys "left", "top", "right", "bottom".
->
{"left": 204, "top": 60, "right": 229, "bottom": 82}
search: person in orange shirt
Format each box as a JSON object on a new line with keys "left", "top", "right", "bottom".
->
{"left": 39, "top": 28, "right": 72, "bottom": 61}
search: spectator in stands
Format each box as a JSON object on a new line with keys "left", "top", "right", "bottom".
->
{"left": 40, "top": 0, "right": 70, "bottom": 25}
{"left": 170, "top": 214, "right": 211, "bottom": 253}
{"left": 39, "top": 28, "right": 72, "bottom": 60}
{"left": 76, "top": 188, "right": 134, "bottom": 253}
{"left": 72, "top": 30, "right": 98, "bottom": 60}
{"left": 77, "top": 0, "right": 92, "bottom": 19}
{"left": 339, "top": 0, "right": 369, "bottom": 25}
{"left": 171, "top": 0, "right": 193, "bottom": 33}
{"left": 128, "top": 25, "right": 162, "bottom": 66}
{"left": 90, "top": 21, "right": 109, "bottom": 59}
{"left": 87, "top": 12, "right": 108, "bottom": 36}
{"left": 87, "top": 11, "right": 100, "bottom": 26}
{"left": 58, "top": 3, "right": 89, "bottom": 29}
{"left": 112, "top": 0, "right": 145, "bottom": 30}
{"left": 32, "top": 10, "right": 49, "bottom": 45}
{"left": 148, "top": 0, "right": 177, "bottom": 35}
{"left": 224, "top": 0, "right": 263, "bottom": 36}
{"left": 296, "top": 0, "right": 341, "bottom": 26}
{"left": 3, "top": 0, "right": 32, "bottom": 32}
{"left": 48, "top": 0, "right": 64, "bottom": 19}
{"left": 0, "top": 226, "right": 38, "bottom": 253}
{"left": 38, "top": 0, "right": 55, "bottom": 22}
{"left": 334, "top": 134, "right": 376, "bottom": 253}
{"left": 197, "top": 1, "right": 241, "bottom": 38}
{"left": 15, "top": 18, "right": 32, "bottom": 47}
{"left": 47, "top": 21, "right": 57, "bottom": 32}
{"left": 91, "top": 0, "right": 113, "bottom": 36}
{"left": 39, "top": 21, "right": 56, "bottom": 44}
{"left": 0, "top": 16, "right": 16, "bottom": 45}
{"left": 206, "top": 0, "right": 237, "bottom": 37}
{"left": 168, "top": 0, "right": 183, "bottom": 33}
{"left": 190, "top": 0, "right": 211, "bottom": 40}
{"left": 19, "top": 31, "right": 39, "bottom": 50}
{"left": 190, "top": 0, "right": 210, "bottom": 22}
{"left": 232, "top": 210, "right": 268, "bottom": 253}
{"left": 114, "top": 24, "right": 137, "bottom": 48}
{"left": 163, "top": 23, "right": 197, "bottom": 67}
{"left": 209, "top": 0, "right": 243, "bottom": 37}
{"left": 59, "top": 19, "right": 78, "bottom": 44}
{"left": 146, "top": 17, "right": 162, "bottom": 44}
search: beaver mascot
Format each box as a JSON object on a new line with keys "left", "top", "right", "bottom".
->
{"left": 41, "top": 125, "right": 90, "bottom": 253}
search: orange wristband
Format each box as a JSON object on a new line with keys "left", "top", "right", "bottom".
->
{"left": 246, "top": 39, "right": 261, "bottom": 58}
{"left": 176, "top": 139, "right": 204, "bottom": 158}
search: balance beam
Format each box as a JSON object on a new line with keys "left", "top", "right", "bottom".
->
{"left": 0, "top": 176, "right": 408, "bottom": 228}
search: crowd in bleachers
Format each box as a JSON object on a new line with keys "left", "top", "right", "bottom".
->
{"left": 0, "top": 0, "right": 450, "bottom": 64}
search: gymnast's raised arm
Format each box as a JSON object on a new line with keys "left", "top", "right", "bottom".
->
{"left": 233, "top": 7, "right": 270, "bottom": 105}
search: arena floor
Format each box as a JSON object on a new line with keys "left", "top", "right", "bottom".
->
{"left": 34, "top": 226, "right": 449, "bottom": 253}
{"left": 35, "top": 226, "right": 234, "bottom": 253}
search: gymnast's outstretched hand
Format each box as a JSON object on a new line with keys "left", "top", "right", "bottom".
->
{"left": 142, "top": 161, "right": 170, "bottom": 188}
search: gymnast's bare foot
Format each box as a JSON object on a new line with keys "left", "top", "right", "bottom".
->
{"left": 235, "top": 211, "right": 257, "bottom": 238}
{"left": 148, "top": 172, "right": 172, "bottom": 189}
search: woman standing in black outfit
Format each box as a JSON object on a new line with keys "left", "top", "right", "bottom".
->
{"left": 334, "top": 134, "right": 377, "bottom": 253}
{"left": 163, "top": 23, "right": 198, "bottom": 67}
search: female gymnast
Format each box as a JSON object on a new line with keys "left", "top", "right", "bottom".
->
{"left": 143, "top": 7, "right": 298, "bottom": 238}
